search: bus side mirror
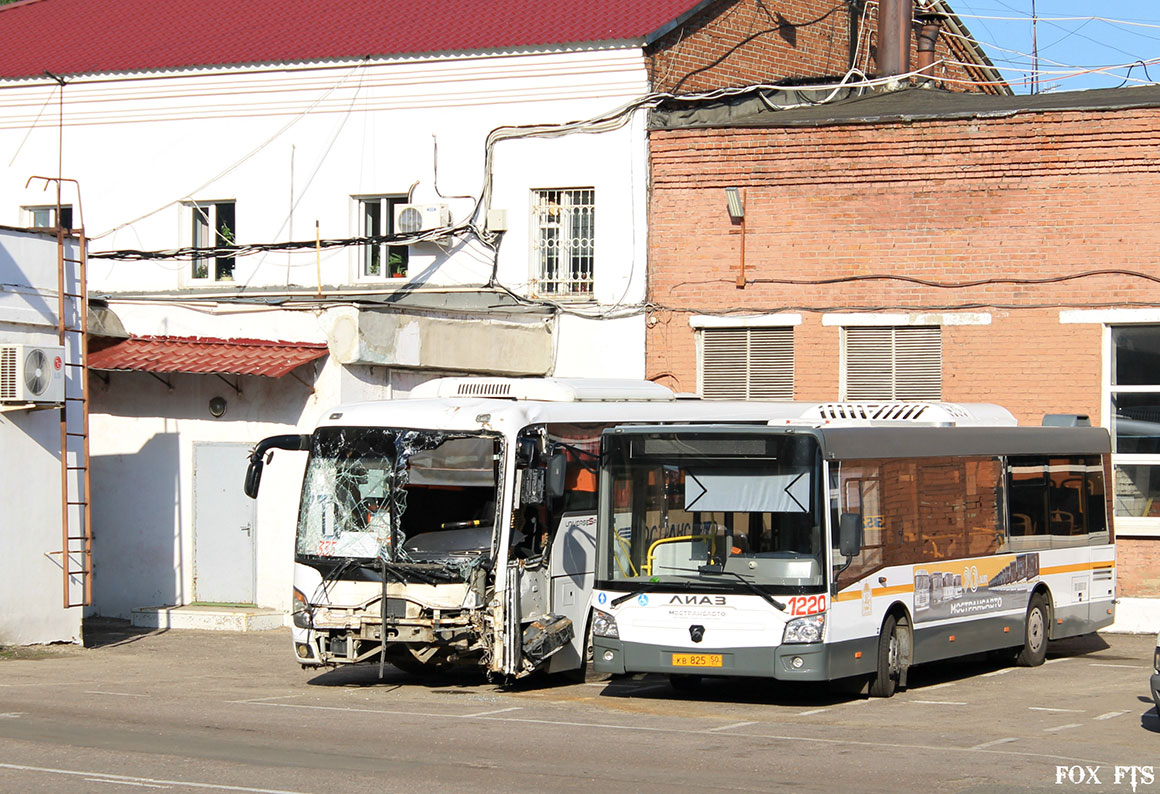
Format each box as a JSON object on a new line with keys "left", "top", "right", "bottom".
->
{"left": 244, "top": 458, "right": 265, "bottom": 498}
{"left": 838, "top": 512, "right": 862, "bottom": 557}
{"left": 546, "top": 453, "right": 567, "bottom": 499}
{"left": 244, "top": 434, "right": 311, "bottom": 498}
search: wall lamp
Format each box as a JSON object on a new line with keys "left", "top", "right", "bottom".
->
{"left": 725, "top": 187, "right": 746, "bottom": 288}
{"left": 725, "top": 186, "right": 744, "bottom": 221}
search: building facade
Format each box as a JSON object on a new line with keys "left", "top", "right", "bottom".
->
{"left": 646, "top": 86, "right": 1160, "bottom": 629}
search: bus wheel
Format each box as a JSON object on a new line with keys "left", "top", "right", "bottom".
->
{"left": 1016, "top": 594, "right": 1048, "bottom": 667}
{"left": 670, "top": 674, "right": 703, "bottom": 692}
{"left": 869, "top": 613, "right": 908, "bottom": 698}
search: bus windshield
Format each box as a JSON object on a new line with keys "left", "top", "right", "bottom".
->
{"left": 295, "top": 427, "right": 500, "bottom": 564}
{"left": 598, "top": 430, "right": 825, "bottom": 592}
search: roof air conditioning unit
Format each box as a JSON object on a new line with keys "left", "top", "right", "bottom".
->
{"left": 393, "top": 203, "right": 451, "bottom": 236}
{"left": 0, "top": 344, "right": 66, "bottom": 404}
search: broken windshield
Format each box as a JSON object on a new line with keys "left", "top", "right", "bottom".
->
{"left": 295, "top": 427, "right": 500, "bottom": 565}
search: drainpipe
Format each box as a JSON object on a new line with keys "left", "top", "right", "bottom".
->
{"left": 878, "top": 0, "right": 913, "bottom": 77}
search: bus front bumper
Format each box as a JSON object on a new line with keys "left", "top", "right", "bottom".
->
{"left": 592, "top": 636, "right": 849, "bottom": 681}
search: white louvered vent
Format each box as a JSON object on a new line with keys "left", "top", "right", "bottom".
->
{"left": 0, "top": 345, "right": 15, "bottom": 400}
{"left": 844, "top": 326, "right": 941, "bottom": 400}
{"left": 701, "top": 326, "right": 793, "bottom": 400}
{"left": 455, "top": 381, "right": 513, "bottom": 398}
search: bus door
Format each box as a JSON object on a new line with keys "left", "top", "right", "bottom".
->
{"left": 502, "top": 431, "right": 578, "bottom": 677}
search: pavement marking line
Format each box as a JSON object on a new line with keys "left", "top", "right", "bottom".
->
{"left": 462, "top": 707, "right": 523, "bottom": 718}
{"left": 708, "top": 721, "right": 757, "bottom": 732}
{"left": 0, "top": 763, "right": 312, "bottom": 794}
{"left": 921, "top": 682, "right": 958, "bottom": 691}
{"left": 1089, "top": 663, "right": 1144, "bottom": 669}
{"left": 1044, "top": 723, "right": 1083, "bottom": 733}
{"left": 982, "top": 669, "right": 1013, "bottom": 677}
{"left": 238, "top": 701, "right": 1116, "bottom": 766}
{"left": 972, "top": 738, "right": 1019, "bottom": 750}
{"left": 0, "top": 713, "right": 25, "bottom": 719}
{"left": 86, "top": 779, "right": 170, "bottom": 789}
{"left": 1029, "top": 707, "right": 1086, "bottom": 713}
{"left": 225, "top": 695, "right": 303, "bottom": 704}
{"left": 1095, "top": 711, "right": 1128, "bottom": 720}
{"left": 911, "top": 701, "right": 967, "bottom": 706}
{"left": 1043, "top": 658, "right": 1072, "bottom": 665}
{"left": 84, "top": 691, "right": 149, "bottom": 698}
{"left": 797, "top": 708, "right": 830, "bottom": 716}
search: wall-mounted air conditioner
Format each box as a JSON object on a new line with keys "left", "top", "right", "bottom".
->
{"left": 393, "top": 203, "right": 451, "bottom": 236}
{"left": 0, "top": 344, "right": 66, "bottom": 404}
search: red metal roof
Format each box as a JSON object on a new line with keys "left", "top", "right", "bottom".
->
{"left": 87, "top": 336, "right": 328, "bottom": 378}
{"left": 0, "top": 0, "right": 709, "bottom": 79}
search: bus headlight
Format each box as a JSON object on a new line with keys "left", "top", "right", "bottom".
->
{"left": 592, "top": 609, "right": 619, "bottom": 639}
{"left": 783, "top": 613, "right": 825, "bottom": 644}
{"left": 292, "top": 587, "right": 313, "bottom": 629}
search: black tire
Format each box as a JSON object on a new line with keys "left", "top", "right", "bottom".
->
{"left": 670, "top": 673, "right": 703, "bottom": 692}
{"left": 1016, "top": 593, "right": 1048, "bottom": 667}
{"left": 869, "top": 613, "right": 908, "bottom": 698}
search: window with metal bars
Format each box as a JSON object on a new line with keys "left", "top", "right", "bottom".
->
{"left": 842, "top": 326, "right": 942, "bottom": 400}
{"left": 699, "top": 326, "right": 794, "bottom": 399}
{"left": 531, "top": 188, "right": 594, "bottom": 298}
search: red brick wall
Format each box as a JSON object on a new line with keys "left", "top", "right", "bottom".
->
{"left": 647, "top": 107, "right": 1160, "bottom": 424}
{"left": 646, "top": 0, "right": 997, "bottom": 94}
{"left": 1117, "top": 537, "right": 1160, "bottom": 597}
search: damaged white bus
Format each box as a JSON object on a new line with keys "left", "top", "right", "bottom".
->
{"left": 244, "top": 378, "right": 811, "bottom": 679}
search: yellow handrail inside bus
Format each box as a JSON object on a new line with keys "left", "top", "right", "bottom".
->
{"left": 643, "top": 534, "right": 716, "bottom": 576}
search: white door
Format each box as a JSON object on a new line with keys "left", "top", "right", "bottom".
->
{"left": 194, "top": 442, "right": 255, "bottom": 604}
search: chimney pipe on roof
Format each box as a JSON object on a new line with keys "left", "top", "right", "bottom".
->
{"left": 915, "top": 12, "right": 945, "bottom": 76}
{"left": 878, "top": 0, "right": 913, "bottom": 78}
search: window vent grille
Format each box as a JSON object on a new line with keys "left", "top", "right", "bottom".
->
{"left": 844, "top": 326, "right": 942, "bottom": 400}
{"left": 701, "top": 326, "right": 794, "bottom": 400}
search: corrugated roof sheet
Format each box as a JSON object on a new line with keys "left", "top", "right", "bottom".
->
{"left": 0, "top": 0, "right": 709, "bottom": 79}
{"left": 88, "top": 336, "right": 328, "bottom": 378}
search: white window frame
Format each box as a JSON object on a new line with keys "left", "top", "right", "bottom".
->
{"left": 354, "top": 194, "right": 409, "bottom": 280}
{"left": 1062, "top": 306, "right": 1160, "bottom": 536}
{"left": 692, "top": 314, "right": 799, "bottom": 400}
{"left": 1063, "top": 310, "right": 1160, "bottom": 537}
{"left": 531, "top": 187, "right": 594, "bottom": 300}
{"left": 185, "top": 200, "right": 237, "bottom": 283}
{"left": 24, "top": 204, "right": 73, "bottom": 230}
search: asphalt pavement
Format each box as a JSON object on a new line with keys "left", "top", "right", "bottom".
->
{"left": 0, "top": 620, "right": 1155, "bottom": 793}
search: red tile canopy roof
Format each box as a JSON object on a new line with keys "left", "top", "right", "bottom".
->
{"left": 0, "top": 0, "right": 711, "bottom": 79}
{"left": 88, "top": 336, "right": 328, "bottom": 378}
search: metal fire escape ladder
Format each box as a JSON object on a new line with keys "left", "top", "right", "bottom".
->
{"left": 57, "top": 225, "right": 92, "bottom": 608}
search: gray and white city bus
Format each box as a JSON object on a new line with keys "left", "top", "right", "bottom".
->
{"left": 590, "top": 410, "right": 1115, "bottom": 696}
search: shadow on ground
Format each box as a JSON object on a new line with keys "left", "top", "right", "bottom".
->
{"left": 82, "top": 616, "right": 168, "bottom": 649}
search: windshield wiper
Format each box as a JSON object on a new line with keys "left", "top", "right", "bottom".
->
{"left": 697, "top": 563, "right": 786, "bottom": 611}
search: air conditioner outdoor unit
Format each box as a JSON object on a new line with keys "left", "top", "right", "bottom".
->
{"left": 0, "top": 344, "right": 66, "bottom": 404}
{"left": 393, "top": 203, "right": 451, "bottom": 236}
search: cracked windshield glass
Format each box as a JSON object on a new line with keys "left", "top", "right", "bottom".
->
{"left": 296, "top": 427, "right": 499, "bottom": 567}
